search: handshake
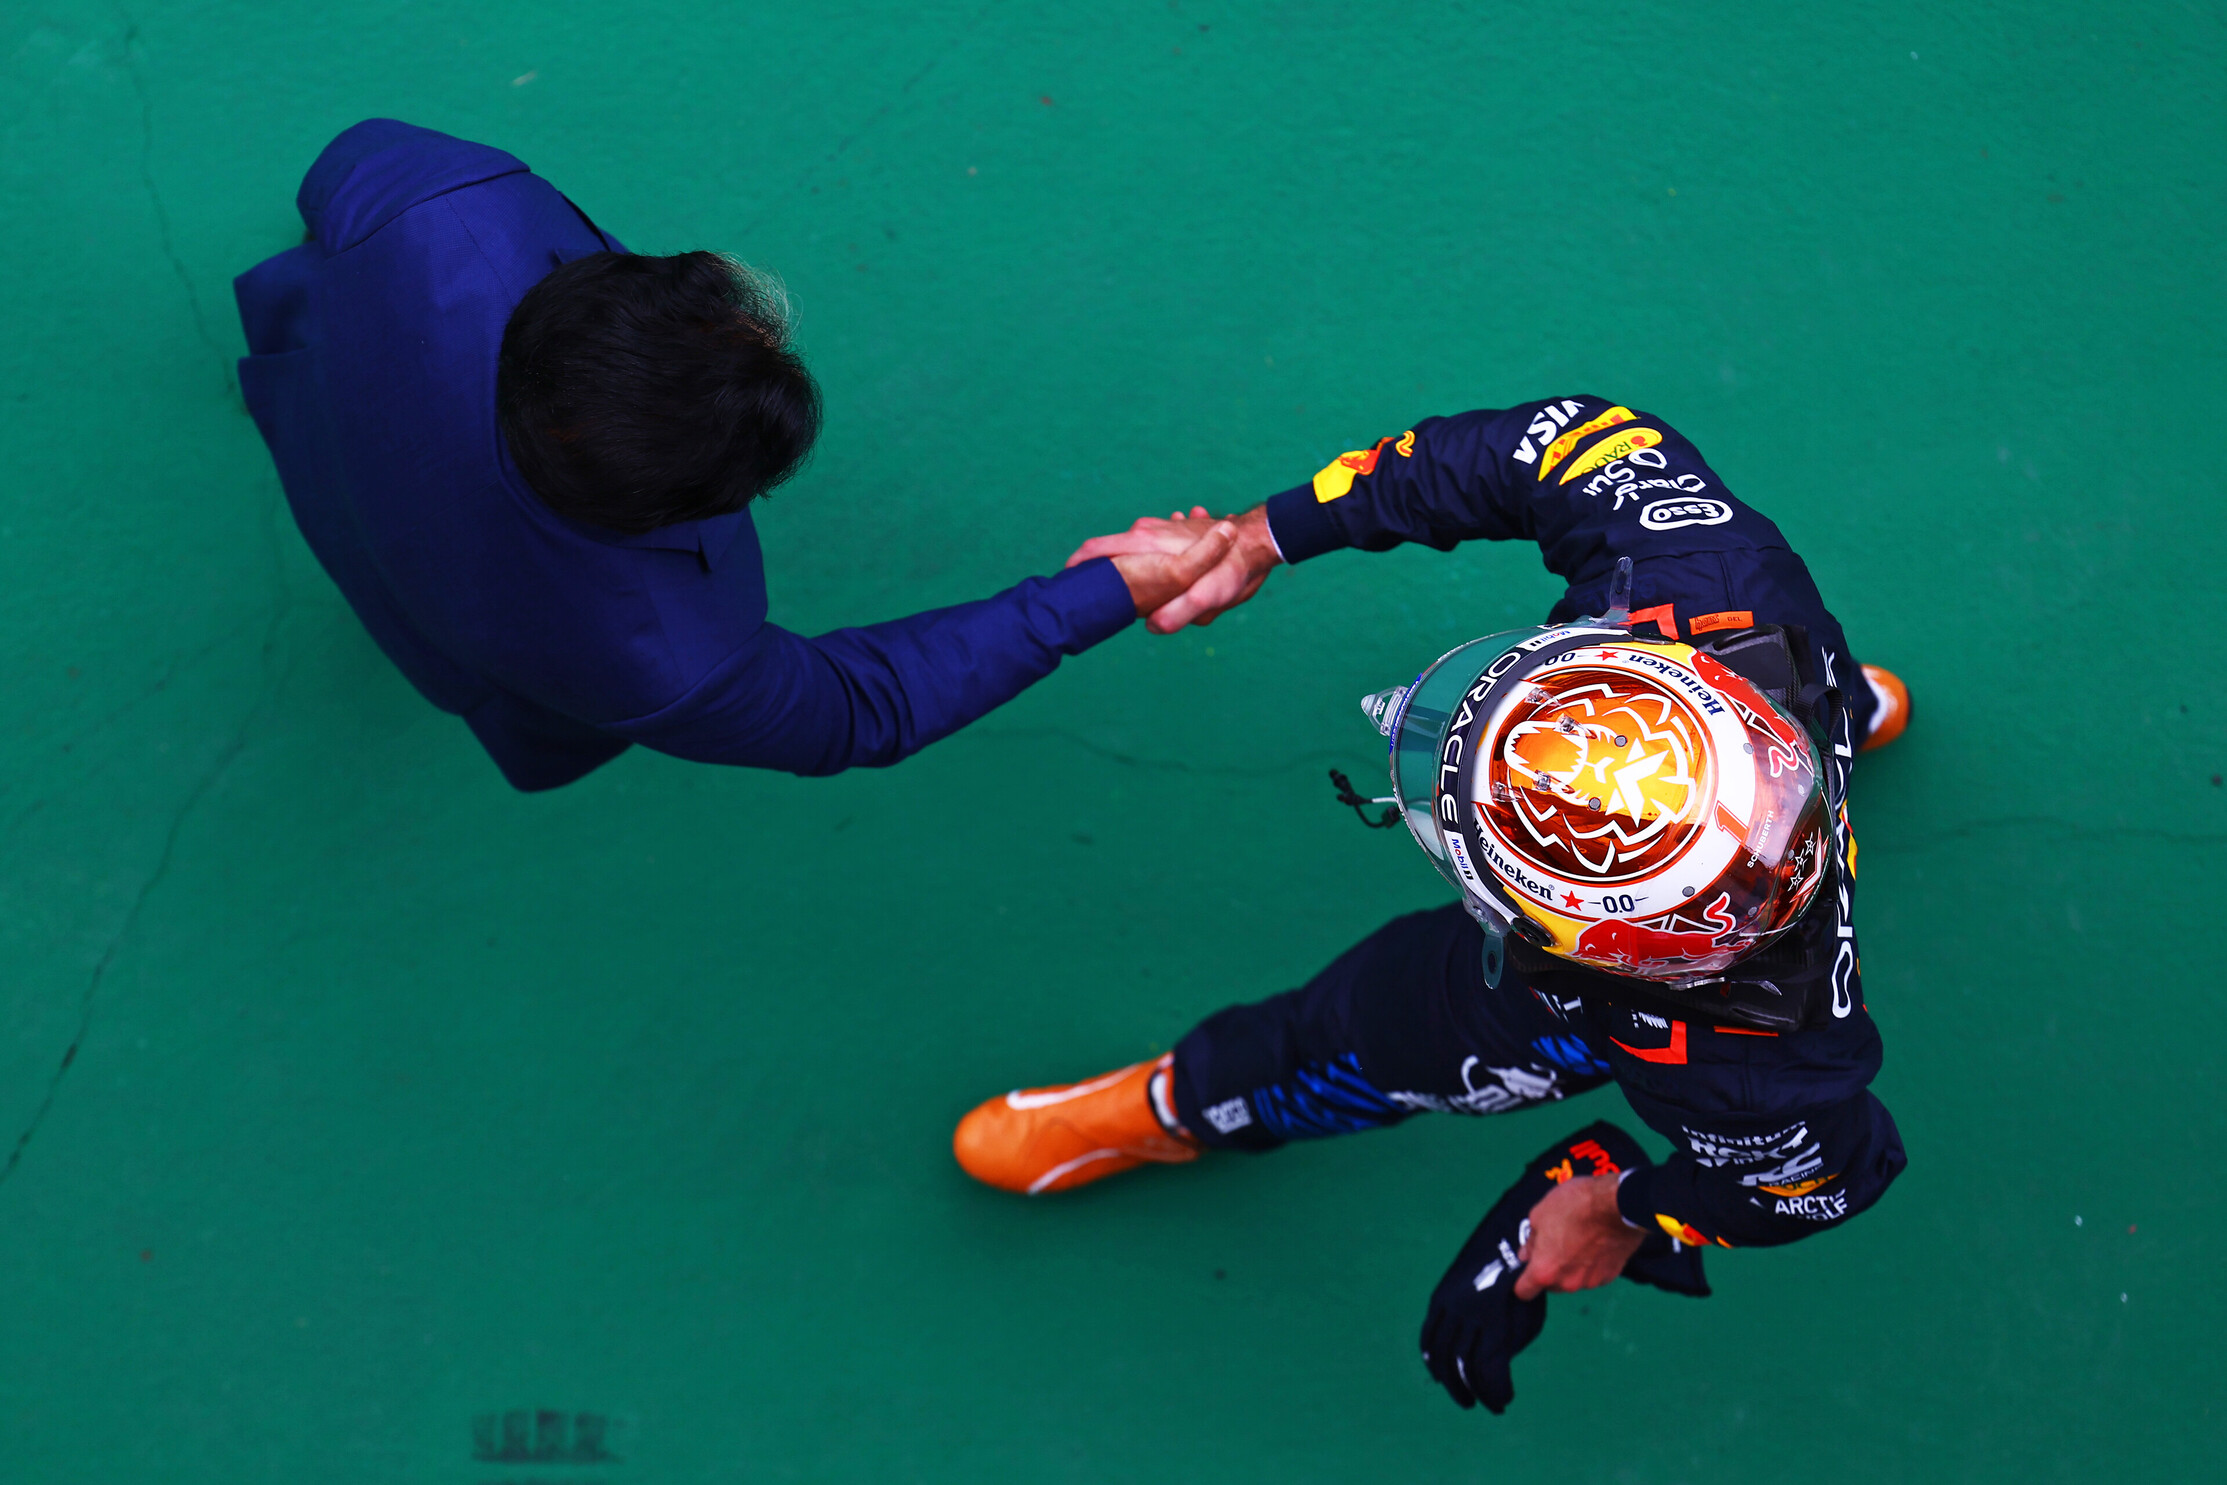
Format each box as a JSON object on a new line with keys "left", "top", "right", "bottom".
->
{"left": 1078, "top": 503, "right": 1284, "bottom": 634}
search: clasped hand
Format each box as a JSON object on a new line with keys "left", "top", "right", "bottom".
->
{"left": 1076, "top": 505, "right": 1283, "bottom": 634}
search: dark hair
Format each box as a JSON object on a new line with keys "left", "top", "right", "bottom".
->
{"left": 497, "top": 251, "right": 821, "bottom": 532}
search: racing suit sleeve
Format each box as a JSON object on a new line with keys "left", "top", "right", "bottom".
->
{"left": 1259, "top": 398, "right": 1795, "bottom": 591}
{"left": 1578, "top": 992, "right": 1907, "bottom": 1248}
{"left": 603, "top": 557, "right": 1139, "bottom": 775}
{"left": 1613, "top": 1082, "right": 1908, "bottom": 1249}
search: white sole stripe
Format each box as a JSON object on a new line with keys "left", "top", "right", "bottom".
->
{"left": 1026, "top": 1147, "right": 1128, "bottom": 1195}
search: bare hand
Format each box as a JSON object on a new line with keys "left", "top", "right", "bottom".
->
{"left": 1512, "top": 1172, "right": 1645, "bottom": 1300}
{"left": 1069, "top": 505, "right": 1283, "bottom": 634}
{"left": 1066, "top": 507, "right": 1218, "bottom": 564}
{"left": 1106, "top": 519, "right": 1237, "bottom": 621}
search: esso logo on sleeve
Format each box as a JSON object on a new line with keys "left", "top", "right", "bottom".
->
{"left": 1639, "top": 498, "right": 1733, "bottom": 531}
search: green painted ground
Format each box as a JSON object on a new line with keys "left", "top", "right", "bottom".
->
{"left": 2, "top": 2, "right": 2221, "bottom": 1479}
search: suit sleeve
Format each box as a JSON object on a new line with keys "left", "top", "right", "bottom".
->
{"left": 1615, "top": 1091, "right": 1907, "bottom": 1248}
{"left": 1260, "top": 398, "right": 1795, "bottom": 592}
{"left": 605, "top": 557, "right": 1137, "bottom": 775}
{"left": 1608, "top": 1025, "right": 1908, "bottom": 1249}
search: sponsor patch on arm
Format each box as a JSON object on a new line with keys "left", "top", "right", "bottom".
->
{"left": 1537, "top": 405, "right": 1636, "bottom": 479}
{"left": 1311, "top": 431, "right": 1414, "bottom": 502}
{"left": 1559, "top": 427, "right": 1664, "bottom": 484}
{"left": 1655, "top": 1213, "right": 1733, "bottom": 1248}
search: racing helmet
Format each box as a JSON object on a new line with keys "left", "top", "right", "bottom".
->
{"left": 1360, "top": 566, "right": 1829, "bottom": 987}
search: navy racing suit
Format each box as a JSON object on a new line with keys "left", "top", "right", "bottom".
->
{"left": 1168, "top": 399, "right": 1907, "bottom": 1250}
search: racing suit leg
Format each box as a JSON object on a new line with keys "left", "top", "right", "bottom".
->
{"left": 1170, "top": 905, "right": 1613, "bottom": 1152}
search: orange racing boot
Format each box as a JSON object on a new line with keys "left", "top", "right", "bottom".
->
{"left": 954, "top": 1053, "right": 1200, "bottom": 1195}
{"left": 1859, "top": 665, "right": 1912, "bottom": 752}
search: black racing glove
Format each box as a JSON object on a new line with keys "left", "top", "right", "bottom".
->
{"left": 1419, "top": 1120, "right": 1709, "bottom": 1413}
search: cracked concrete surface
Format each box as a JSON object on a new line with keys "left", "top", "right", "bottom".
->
{"left": 0, "top": 678, "right": 261, "bottom": 1187}
{"left": 119, "top": 11, "right": 235, "bottom": 398}
{"left": 0, "top": 3, "right": 301, "bottom": 1188}
{"left": 0, "top": 3, "right": 2221, "bottom": 1482}
{"left": 0, "top": 584, "right": 294, "bottom": 1192}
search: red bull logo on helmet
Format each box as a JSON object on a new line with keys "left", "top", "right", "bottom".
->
{"left": 1574, "top": 892, "right": 1738, "bottom": 971}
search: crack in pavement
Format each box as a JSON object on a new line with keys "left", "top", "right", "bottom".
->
{"left": 2, "top": 12, "right": 311, "bottom": 1192}
{"left": 0, "top": 14, "right": 290, "bottom": 834}
{"left": 0, "top": 603, "right": 293, "bottom": 1196}
{"left": 0, "top": 677, "right": 264, "bottom": 1193}
{"left": 118, "top": 11, "right": 235, "bottom": 399}
{"left": 0, "top": 10, "right": 307, "bottom": 1198}
{"left": 0, "top": 461, "right": 298, "bottom": 1196}
{"left": 0, "top": 731, "right": 232, "bottom": 1190}
{"left": 0, "top": 608, "right": 272, "bottom": 839}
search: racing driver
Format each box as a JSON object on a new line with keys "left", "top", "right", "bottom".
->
{"left": 952, "top": 397, "right": 1912, "bottom": 1369}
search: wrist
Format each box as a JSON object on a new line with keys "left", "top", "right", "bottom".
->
{"left": 1614, "top": 1167, "right": 1645, "bottom": 1230}
{"left": 1261, "top": 483, "right": 1349, "bottom": 564}
{"left": 1235, "top": 505, "right": 1284, "bottom": 570}
{"left": 1613, "top": 1164, "right": 1655, "bottom": 1232}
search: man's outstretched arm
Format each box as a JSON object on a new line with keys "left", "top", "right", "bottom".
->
{"left": 610, "top": 531, "right": 1234, "bottom": 775}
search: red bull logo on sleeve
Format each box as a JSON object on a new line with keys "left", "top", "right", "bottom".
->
{"left": 1654, "top": 1214, "right": 1731, "bottom": 1248}
{"left": 1312, "top": 430, "right": 1414, "bottom": 503}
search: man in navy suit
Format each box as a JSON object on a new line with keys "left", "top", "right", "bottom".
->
{"left": 234, "top": 119, "right": 1229, "bottom": 791}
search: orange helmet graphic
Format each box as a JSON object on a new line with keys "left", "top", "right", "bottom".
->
{"left": 1366, "top": 612, "right": 1828, "bottom": 985}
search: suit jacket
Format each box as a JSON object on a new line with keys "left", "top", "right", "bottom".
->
{"left": 234, "top": 119, "right": 1133, "bottom": 790}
